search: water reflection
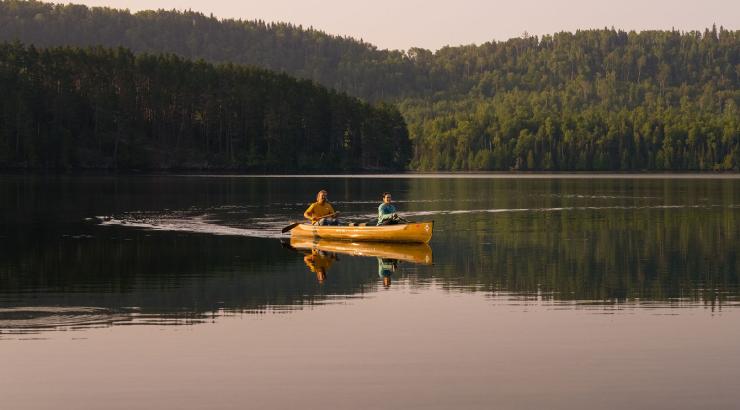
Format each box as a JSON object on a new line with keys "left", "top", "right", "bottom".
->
{"left": 0, "top": 306, "right": 210, "bottom": 336}
{"left": 286, "top": 238, "right": 433, "bottom": 287}
{"left": 1, "top": 175, "right": 740, "bottom": 335}
{"left": 302, "top": 249, "right": 336, "bottom": 283}
{"left": 289, "top": 238, "right": 433, "bottom": 265}
{"left": 378, "top": 258, "right": 397, "bottom": 288}
{"left": 3, "top": 175, "right": 740, "bottom": 410}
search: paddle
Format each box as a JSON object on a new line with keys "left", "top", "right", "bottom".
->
{"left": 281, "top": 222, "right": 301, "bottom": 233}
{"left": 281, "top": 212, "right": 340, "bottom": 233}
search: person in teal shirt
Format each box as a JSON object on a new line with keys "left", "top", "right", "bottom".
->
{"left": 377, "top": 192, "right": 406, "bottom": 225}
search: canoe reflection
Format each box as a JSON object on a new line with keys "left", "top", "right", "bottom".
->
{"left": 289, "top": 238, "right": 433, "bottom": 265}
{"left": 287, "top": 238, "right": 433, "bottom": 286}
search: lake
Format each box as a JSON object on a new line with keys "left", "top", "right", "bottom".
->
{"left": 1, "top": 174, "right": 739, "bottom": 409}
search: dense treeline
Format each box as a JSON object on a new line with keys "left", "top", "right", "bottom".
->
{"left": 0, "top": 0, "right": 416, "bottom": 101}
{"left": 0, "top": 1, "right": 738, "bottom": 170}
{"left": 404, "top": 29, "right": 740, "bottom": 170}
{"left": 0, "top": 43, "right": 410, "bottom": 170}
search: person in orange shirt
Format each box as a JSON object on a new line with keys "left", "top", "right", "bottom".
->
{"left": 303, "top": 189, "right": 339, "bottom": 225}
{"left": 303, "top": 249, "right": 336, "bottom": 283}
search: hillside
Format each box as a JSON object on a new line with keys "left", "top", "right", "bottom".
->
{"left": 0, "top": 43, "right": 410, "bottom": 170}
{"left": 0, "top": 0, "right": 417, "bottom": 101}
{"left": 1, "top": 1, "right": 738, "bottom": 170}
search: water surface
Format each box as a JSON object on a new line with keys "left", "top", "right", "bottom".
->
{"left": 1, "top": 175, "right": 739, "bottom": 409}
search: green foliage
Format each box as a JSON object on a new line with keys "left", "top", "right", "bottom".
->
{"left": 0, "top": 0, "right": 417, "bottom": 101}
{"left": 401, "top": 27, "right": 739, "bottom": 171}
{"left": 0, "top": 1, "right": 738, "bottom": 170}
{"left": 0, "top": 43, "right": 410, "bottom": 170}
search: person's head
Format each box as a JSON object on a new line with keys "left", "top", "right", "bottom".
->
{"left": 316, "top": 190, "right": 328, "bottom": 204}
{"left": 316, "top": 268, "right": 326, "bottom": 283}
{"left": 382, "top": 192, "right": 392, "bottom": 204}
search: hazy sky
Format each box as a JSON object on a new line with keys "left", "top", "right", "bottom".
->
{"left": 55, "top": 0, "right": 738, "bottom": 50}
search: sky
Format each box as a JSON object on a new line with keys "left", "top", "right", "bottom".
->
{"left": 55, "top": 0, "right": 739, "bottom": 50}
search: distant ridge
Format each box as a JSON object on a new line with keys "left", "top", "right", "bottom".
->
{"left": 0, "top": 0, "right": 415, "bottom": 101}
{"left": 1, "top": 1, "right": 738, "bottom": 171}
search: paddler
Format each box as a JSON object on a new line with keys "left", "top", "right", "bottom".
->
{"left": 304, "top": 189, "right": 339, "bottom": 225}
{"left": 377, "top": 192, "right": 407, "bottom": 225}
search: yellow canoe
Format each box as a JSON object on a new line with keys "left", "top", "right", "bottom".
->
{"left": 290, "top": 221, "right": 433, "bottom": 243}
{"left": 290, "top": 238, "right": 433, "bottom": 265}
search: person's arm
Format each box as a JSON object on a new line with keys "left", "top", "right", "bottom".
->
{"left": 304, "top": 203, "right": 316, "bottom": 222}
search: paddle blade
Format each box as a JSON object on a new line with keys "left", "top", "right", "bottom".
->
{"left": 281, "top": 222, "right": 301, "bottom": 233}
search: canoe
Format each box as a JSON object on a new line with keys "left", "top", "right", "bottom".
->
{"left": 290, "top": 221, "right": 433, "bottom": 243}
{"left": 290, "top": 238, "right": 433, "bottom": 264}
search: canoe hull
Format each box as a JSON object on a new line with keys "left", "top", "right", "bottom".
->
{"left": 290, "top": 221, "right": 433, "bottom": 243}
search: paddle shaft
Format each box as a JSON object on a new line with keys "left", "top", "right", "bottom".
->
{"left": 311, "top": 212, "right": 338, "bottom": 224}
{"left": 281, "top": 222, "right": 301, "bottom": 233}
{"left": 281, "top": 212, "right": 339, "bottom": 233}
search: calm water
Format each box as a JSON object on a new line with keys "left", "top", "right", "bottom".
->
{"left": 2, "top": 174, "right": 740, "bottom": 409}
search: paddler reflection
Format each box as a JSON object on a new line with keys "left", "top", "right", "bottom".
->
{"left": 377, "top": 258, "right": 398, "bottom": 288}
{"left": 289, "top": 238, "right": 432, "bottom": 265}
{"left": 303, "top": 248, "right": 337, "bottom": 283}
{"left": 285, "top": 238, "right": 432, "bottom": 284}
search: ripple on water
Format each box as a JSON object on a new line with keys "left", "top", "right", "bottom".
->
{"left": 97, "top": 215, "right": 287, "bottom": 239}
{"left": 0, "top": 306, "right": 213, "bottom": 335}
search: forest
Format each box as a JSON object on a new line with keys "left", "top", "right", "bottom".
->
{"left": 0, "top": 43, "right": 410, "bottom": 170}
{"left": 402, "top": 30, "right": 739, "bottom": 171}
{"left": 0, "top": 0, "right": 738, "bottom": 170}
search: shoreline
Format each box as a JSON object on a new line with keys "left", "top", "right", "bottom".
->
{"left": 2, "top": 171, "right": 740, "bottom": 179}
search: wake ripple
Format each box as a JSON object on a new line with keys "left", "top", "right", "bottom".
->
{"left": 393, "top": 204, "right": 727, "bottom": 218}
{"left": 0, "top": 306, "right": 131, "bottom": 332}
{"left": 0, "top": 306, "right": 211, "bottom": 334}
{"left": 95, "top": 203, "right": 731, "bottom": 240}
{"left": 99, "top": 215, "right": 285, "bottom": 239}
